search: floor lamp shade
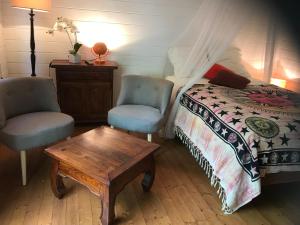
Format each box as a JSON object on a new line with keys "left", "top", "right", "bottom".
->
{"left": 11, "top": 0, "right": 51, "bottom": 11}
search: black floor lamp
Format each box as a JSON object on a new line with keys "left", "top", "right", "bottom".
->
{"left": 11, "top": 0, "right": 51, "bottom": 77}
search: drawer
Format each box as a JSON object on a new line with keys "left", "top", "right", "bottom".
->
{"left": 57, "top": 71, "right": 112, "bottom": 81}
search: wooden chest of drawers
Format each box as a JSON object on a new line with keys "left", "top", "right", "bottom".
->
{"left": 50, "top": 60, "right": 118, "bottom": 123}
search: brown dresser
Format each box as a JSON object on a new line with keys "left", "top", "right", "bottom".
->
{"left": 50, "top": 60, "right": 118, "bottom": 124}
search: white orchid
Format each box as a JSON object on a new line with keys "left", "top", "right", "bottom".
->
{"left": 47, "top": 17, "right": 81, "bottom": 55}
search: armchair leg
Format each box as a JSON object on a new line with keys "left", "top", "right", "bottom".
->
{"left": 20, "top": 150, "right": 27, "bottom": 186}
{"left": 147, "top": 134, "right": 152, "bottom": 142}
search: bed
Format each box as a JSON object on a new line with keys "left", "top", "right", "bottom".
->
{"left": 168, "top": 76, "right": 300, "bottom": 213}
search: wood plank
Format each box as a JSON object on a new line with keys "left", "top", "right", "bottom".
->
{"left": 162, "top": 158, "right": 207, "bottom": 223}
{"left": 169, "top": 142, "right": 248, "bottom": 225}
{"left": 238, "top": 206, "right": 271, "bottom": 225}
{"left": 36, "top": 173, "right": 54, "bottom": 225}
{"left": 89, "top": 192, "right": 101, "bottom": 225}
{"left": 77, "top": 185, "right": 93, "bottom": 225}
{"left": 51, "top": 186, "right": 67, "bottom": 225}
{"left": 22, "top": 173, "right": 45, "bottom": 225}
{"left": 150, "top": 172, "right": 185, "bottom": 225}
{"left": 115, "top": 184, "right": 147, "bottom": 225}
{"left": 0, "top": 126, "right": 299, "bottom": 225}
{"left": 8, "top": 176, "right": 41, "bottom": 225}
{"left": 65, "top": 183, "right": 80, "bottom": 225}
{"left": 156, "top": 151, "right": 198, "bottom": 224}
{"left": 0, "top": 187, "right": 22, "bottom": 225}
{"left": 132, "top": 179, "right": 172, "bottom": 225}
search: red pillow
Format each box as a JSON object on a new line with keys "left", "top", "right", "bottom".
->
{"left": 209, "top": 70, "right": 250, "bottom": 89}
{"left": 204, "top": 64, "right": 233, "bottom": 80}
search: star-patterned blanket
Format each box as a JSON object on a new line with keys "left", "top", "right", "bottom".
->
{"left": 174, "top": 83, "right": 300, "bottom": 213}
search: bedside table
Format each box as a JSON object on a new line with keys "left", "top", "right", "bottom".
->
{"left": 50, "top": 60, "right": 118, "bottom": 124}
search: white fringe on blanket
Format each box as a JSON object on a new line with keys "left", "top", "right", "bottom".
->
{"left": 175, "top": 126, "right": 233, "bottom": 214}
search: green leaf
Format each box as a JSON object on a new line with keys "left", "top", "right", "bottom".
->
{"left": 73, "top": 43, "right": 82, "bottom": 54}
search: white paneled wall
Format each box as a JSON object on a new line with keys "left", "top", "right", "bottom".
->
{"left": 232, "top": 7, "right": 270, "bottom": 81}
{"left": 273, "top": 24, "right": 300, "bottom": 80}
{"left": 1, "top": 0, "right": 201, "bottom": 99}
{"left": 232, "top": 5, "right": 300, "bottom": 84}
{"left": 0, "top": 1, "right": 7, "bottom": 77}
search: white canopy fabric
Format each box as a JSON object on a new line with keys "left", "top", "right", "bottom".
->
{"left": 165, "top": 0, "right": 255, "bottom": 138}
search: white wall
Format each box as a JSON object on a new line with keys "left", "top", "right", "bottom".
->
{"left": 0, "top": 1, "right": 7, "bottom": 77}
{"left": 273, "top": 24, "right": 300, "bottom": 80}
{"left": 232, "top": 5, "right": 300, "bottom": 91}
{"left": 1, "top": 0, "right": 201, "bottom": 99}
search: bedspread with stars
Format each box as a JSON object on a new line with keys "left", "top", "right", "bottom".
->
{"left": 174, "top": 83, "right": 300, "bottom": 212}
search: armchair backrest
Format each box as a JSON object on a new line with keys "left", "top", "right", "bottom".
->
{"left": 0, "top": 77, "right": 60, "bottom": 128}
{"left": 117, "top": 75, "right": 174, "bottom": 115}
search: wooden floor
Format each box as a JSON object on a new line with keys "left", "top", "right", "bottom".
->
{"left": 0, "top": 126, "right": 300, "bottom": 225}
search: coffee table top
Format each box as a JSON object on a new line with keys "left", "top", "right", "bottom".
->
{"left": 45, "top": 126, "right": 160, "bottom": 184}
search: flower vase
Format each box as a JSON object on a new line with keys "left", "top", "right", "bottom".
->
{"left": 68, "top": 54, "right": 81, "bottom": 64}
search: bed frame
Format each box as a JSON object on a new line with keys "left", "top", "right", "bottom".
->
{"left": 262, "top": 171, "right": 300, "bottom": 185}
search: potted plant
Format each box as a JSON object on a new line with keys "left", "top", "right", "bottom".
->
{"left": 47, "top": 17, "right": 82, "bottom": 63}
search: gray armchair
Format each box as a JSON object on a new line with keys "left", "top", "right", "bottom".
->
{"left": 108, "top": 75, "right": 174, "bottom": 142}
{"left": 0, "top": 77, "right": 74, "bottom": 186}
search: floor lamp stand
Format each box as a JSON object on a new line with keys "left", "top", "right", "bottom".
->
{"left": 29, "top": 9, "right": 36, "bottom": 77}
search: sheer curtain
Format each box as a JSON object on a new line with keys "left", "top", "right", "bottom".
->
{"left": 165, "top": 0, "right": 254, "bottom": 138}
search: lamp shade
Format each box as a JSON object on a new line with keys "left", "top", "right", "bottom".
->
{"left": 271, "top": 78, "right": 287, "bottom": 88}
{"left": 11, "top": 0, "right": 51, "bottom": 12}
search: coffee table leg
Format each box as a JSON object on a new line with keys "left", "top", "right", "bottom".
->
{"left": 142, "top": 155, "right": 155, "bottom": 192}
{"left": 100, "top": 186, "right": 116, "bottom": 225}
{"left": 50, "top": 159, "right": 66, "bottom": 199}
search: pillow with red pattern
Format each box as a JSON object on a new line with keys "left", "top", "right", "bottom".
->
{"left": 204, "top": 64, "right": 233, "bottom": 80}
{"left": 208, "top": 70, "right": 250, "bottom": 89}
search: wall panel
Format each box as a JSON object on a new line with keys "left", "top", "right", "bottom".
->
{"left": 1, "top": 0, "right": 201, "bottom": 100}
{"left": 0, "top": 1, "right": 7, "bottom": 76}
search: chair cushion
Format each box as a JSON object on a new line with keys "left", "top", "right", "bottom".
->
{"left": 0, "top": 112, "right": 74, "bottom": 151}
{"left": 108, "top": 105, "right": 164, "bottom": 133}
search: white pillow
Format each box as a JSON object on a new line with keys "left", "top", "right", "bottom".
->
{"left": 168, "top": 47, "right": 190, "bottom": 77}
{"left": 216, "top": 46, "right": 251, "bottom": 78}
{"left": 168, "top": 46, "right": 251, "bottom": 79}
{"left": 249, "top": 77, "right": 265, "bottom": 85}
{"left": 165, "top": 75, "right": 209, "bottom": 103}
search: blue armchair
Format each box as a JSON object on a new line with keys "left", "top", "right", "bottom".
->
{"left": 0, "top": 77, "right": 74, "bottom": 185}
{"left": 108, "top": 75, "right": 174, "bottom": 142}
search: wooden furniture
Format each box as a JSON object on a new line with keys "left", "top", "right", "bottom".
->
{"left": 50, "top": 60, "right": 118, "bottom": 124}
{"left": 262, "top": 171, "right": 300, "bottom": 186}
{"left": 45, "top": 126, "right": 159, "bottom": 225}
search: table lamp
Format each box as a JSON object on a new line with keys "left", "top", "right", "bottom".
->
{"left": 92, "top": 42, "right": 109, "bottom": 64}
{"left": 11, "top": 0, "right": 51, "bottom": 76}
{"left": 271, "top": 77, "right": 287, "bottom": 88}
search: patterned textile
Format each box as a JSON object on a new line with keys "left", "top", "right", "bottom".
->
{"left": 174, "top": 83, "right": 300, "bottom": 213}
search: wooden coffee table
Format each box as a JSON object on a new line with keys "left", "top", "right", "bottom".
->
{"left": 45, "top": 126, "right": 159, "bottom": 225}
